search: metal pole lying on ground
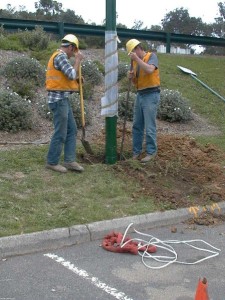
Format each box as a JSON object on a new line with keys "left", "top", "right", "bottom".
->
{"left": 190, "top": 74, "right": 225, "bottom": 102}
{"left": 177, "top": 65, "right": 225, "bottom": 103}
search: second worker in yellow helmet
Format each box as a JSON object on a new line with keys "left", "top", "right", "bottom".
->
{"left": 126, "top": 39, "right": 161, "bottom": 163}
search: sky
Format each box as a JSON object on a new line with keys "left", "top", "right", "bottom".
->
{"left": 0, "top": 0, "right": 221, "bottom": 28}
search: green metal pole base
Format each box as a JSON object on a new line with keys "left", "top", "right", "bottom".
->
{"left": 105, "top": 116, "right": 117, "bottom": 164}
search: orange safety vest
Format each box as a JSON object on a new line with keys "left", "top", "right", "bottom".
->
{"left": 132, "top": 52, "right": 160, "bottom": 91}
{"left": 46, "top": 50, "right": 79, "bottom": 92}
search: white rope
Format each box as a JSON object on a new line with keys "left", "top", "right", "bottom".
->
{"left": 120, "top": 223, "right": 221, "bottom": 269}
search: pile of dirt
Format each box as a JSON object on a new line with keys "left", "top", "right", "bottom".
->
{"left": 110, "top": 132, "right": 225, "bottom": 210}
{"left": 185, "top": 210, "right": 225, "bottom": 226}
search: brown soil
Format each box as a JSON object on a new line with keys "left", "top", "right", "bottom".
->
{"left": 112, "top": 132, "right": 225, "bottom": 208}
{"left": 1, "top": 49, "right": 225, "bottom": 224}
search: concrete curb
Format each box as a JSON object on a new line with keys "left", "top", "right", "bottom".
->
{"left": 1, "top": 201, "right": 225, "bottom": 259}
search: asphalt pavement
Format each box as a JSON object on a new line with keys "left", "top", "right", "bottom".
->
{"left": 0, "top": 207, "right": 225, "bottom": 300}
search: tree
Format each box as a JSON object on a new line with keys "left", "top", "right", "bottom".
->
{"left": 132, "top": 20, "right": 147, "bottom": 30}
{"left": 218, "top": 1, "right": 225, "bottom": 18}
{"left": 0, "top": 4, "right": 15, "bottom": 18}
{"left": 60, "top": 9, "right": 85, "bottom": 24}
{"left": 146, "top": 25, "right": 163, "bottom": 51}
{"left": 203, "top": 2, "right": 225, "bottom": 55}
{"left": 217, "top": 1, "right": 225, "bottom": 37}
{"left": 160, "top": 7, "right": 206, "bottom": 54}
{"left": 161, "top": 7, "right": 204, "bottom": 36}
{"left": 149, "top": 25, "right": 163, "bottom": 32}
{"left": 34, "top": 0, "right": 62, "bottom": 16}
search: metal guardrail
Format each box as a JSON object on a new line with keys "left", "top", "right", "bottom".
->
{"left": 1, "top": 17, "right": 225, "bottom": 53}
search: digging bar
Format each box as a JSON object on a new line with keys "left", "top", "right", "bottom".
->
{"left": 177, "top": 65, "right": 225, "bottom": 103}
{"left": 119, "top": 60, "right": 133, "bottom": 160}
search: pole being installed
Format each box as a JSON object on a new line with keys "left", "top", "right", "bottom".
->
{"left": 101, "top": 0, "right": 118, "bottom": 164}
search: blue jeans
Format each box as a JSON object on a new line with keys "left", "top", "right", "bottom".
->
{"left": 132, "top": 91, "right": 160, "bottom": 156}
{"left": 47, "top": 98, "right": 77, "bottom": 165}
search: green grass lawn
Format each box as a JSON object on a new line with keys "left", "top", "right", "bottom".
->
{"left": 0, "top": 145, "right": 158, "bottom": 237}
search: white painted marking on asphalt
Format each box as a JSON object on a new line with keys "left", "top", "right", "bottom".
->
{"left": 44, "top": 253, "right": 134, "bottom": 300}
{"left": 0, "top": 279, "right": 12, "bottom": 282}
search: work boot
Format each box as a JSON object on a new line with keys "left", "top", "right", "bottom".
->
{"left": 141, "top": 154, "right": 156, "bottom": 163}
{"left": 64, "top": 162, "right": 84, "bottom": 172}
{"left": 133, "top": 154, "right": 141, "bottom": 160}
{"left": 46, "top": 164, "right": 67, "bottom": 173}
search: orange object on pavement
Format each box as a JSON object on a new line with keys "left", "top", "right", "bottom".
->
{"left": 102, "top": 231, "right": 157, "bottom": 255}
{"left": 194, "top": 278, "right": 209, "bottom": 300}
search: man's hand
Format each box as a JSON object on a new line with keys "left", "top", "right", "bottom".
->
{"left": 74, "top": 51, "right": 84, "bottom": 73}
{"left": 75, "top": 51, "right": 84, "bottom": 62}
{"left": 128, "top": 51, "right": 138, "bottom": 62}
{"left": 127, "top": 70, "right": 134, "bottom": 80}
{"left": 76, "top": 76, "right": 84, "bottom": 84}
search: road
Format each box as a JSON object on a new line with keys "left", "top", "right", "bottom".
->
{"left": 0, "top": 221, "right": 224, "bottom": 300}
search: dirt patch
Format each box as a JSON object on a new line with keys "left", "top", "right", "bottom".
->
{"left": 185, "top": 211, "right": 225, "bottom": 226}
{"left": 109, "top": 132, "right": 225, "bottom": 210}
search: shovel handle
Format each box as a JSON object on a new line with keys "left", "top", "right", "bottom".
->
{"left": 130, "top": 59, "right": 133, "bottom": 71}
{"left": 79, "top": 64, "right": 85, "bottom": 127}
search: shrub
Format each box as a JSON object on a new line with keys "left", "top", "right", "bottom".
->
{"left": 118, "top": 91, "right": 136, "bottom": 121}
{"left": 7, "top": 77, "right": 38, "bottom": 99}
{"left": 118, "top": 62, "right": 129, "bottom": 81}
{"left": 0, "top": 32, "right": 25, "bottom": 51}
{"left": 157, "top": 89, "right": 192, "bottom": 122}
{"left": 68, "top": 58, "right": 103, "bottom": 99}
{"left": 0, "top": 25, "right": 5, "bottom": 37}
{"left": 18, "top": 26, "right": 50, "bottom": 50}
{"left": 68, "top": 58, "right": 103, "bottom": 100}
{"left": 82, "top": 81, "right": 94, "bottom": 101}
{"left": 118, "top": 76, "right": 136, "bottom": 93}
{"left": 2, "top": 56, "right": 45, "bottom": 99}
{"left": 36, "top": 93, "right": 52, "bottom": 120}
{"left": 93, "top": 60, "right": 104, "bottom": 75}
{"left": 78, "top": 39, "right": 88, "bottom": 50}
{"left": 81, "top": 59, "right": 103, "bottom": 85}
{"left": 0, "top": 89, "right": 33, "bottom": 132}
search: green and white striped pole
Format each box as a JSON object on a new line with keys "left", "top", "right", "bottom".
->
{"left": 101, "top": 0, "right": 118, "bottom": 164}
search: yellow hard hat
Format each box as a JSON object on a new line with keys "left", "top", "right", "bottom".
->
{"left": 61, "top": 34, "right": 79, "bottom": 48}
{"left": 126, "top": 39, "right": 141, "bottom": 54}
